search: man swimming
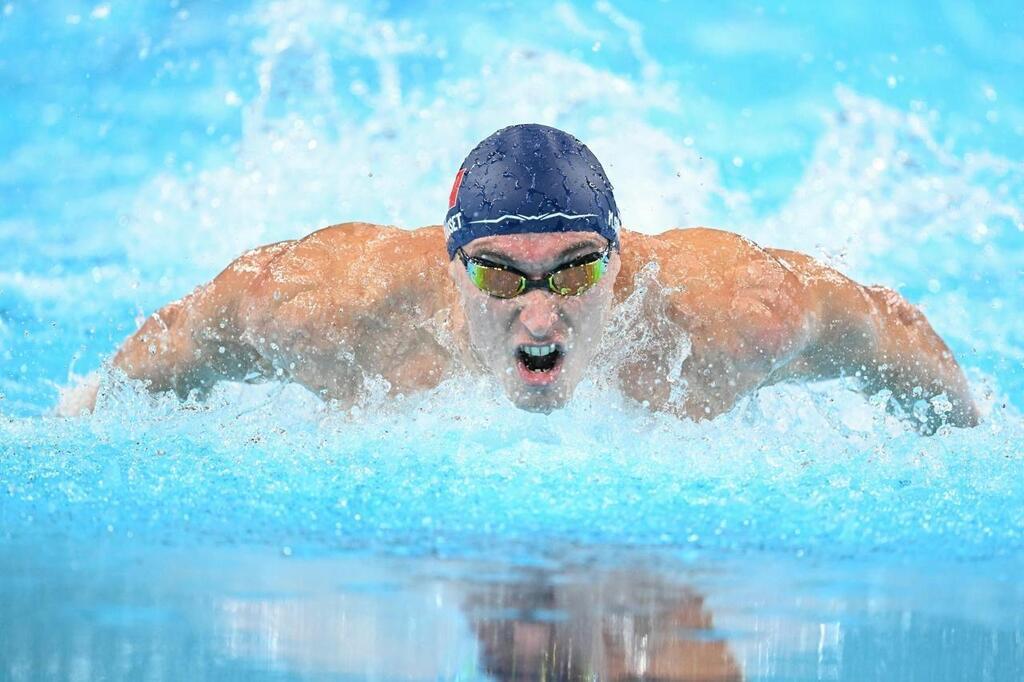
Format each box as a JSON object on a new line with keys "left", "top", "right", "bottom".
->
{"left": 67, "top": 124, "right": 978, "bottom": 433}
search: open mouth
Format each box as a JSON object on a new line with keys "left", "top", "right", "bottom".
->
{"left": 515, "top": 343, "right": 564, "bottom": 385}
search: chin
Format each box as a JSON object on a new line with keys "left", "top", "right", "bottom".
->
{"left": 514, "top": 398, "right": 559, "bottom": 414}
{"left": 507, "top": 384, "right": 571, "bottom": 414}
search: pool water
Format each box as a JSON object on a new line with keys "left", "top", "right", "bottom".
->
{"left": 2, "top": 1, "right": 1023, "bottom": 679}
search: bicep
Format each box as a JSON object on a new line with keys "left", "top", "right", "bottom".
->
{"left": 760, "top": 248, "right": 877, "bottom": 384}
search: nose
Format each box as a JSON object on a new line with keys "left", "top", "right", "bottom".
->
{"left": 517, "top": 290, "right": 559, "bottom": 339}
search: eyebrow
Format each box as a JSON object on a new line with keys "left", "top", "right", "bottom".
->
{"left": 471, "top": 241, "right": 603, "bottom": 271}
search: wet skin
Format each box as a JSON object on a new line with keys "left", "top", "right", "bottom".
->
{"left": 73, "top": 222, "right": 978, "bottom": 432}
{"left": 447, "top": 231, "right": 620, "bottom": 413}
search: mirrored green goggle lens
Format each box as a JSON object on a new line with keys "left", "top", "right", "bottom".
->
{"left": 549, "top": 257, "right": 607, "bottom": 295}
{"left": 467, "top": 262, "right": 526, "bottom": 298}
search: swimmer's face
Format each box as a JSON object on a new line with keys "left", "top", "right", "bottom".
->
{"left": 448, "top": 231, "right": 620, "bottom": 413}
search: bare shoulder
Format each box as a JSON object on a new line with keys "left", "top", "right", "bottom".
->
{"left": 233, "top": 222, "right": 453, "bottom": 378}
{"left": 611, "top": 228, "right": 813, "bottom": 417}
{"left": 620, "top": 228, "right": 809, "bottom": 340}
{"left": 249, "top": 222, "right": 441, "bottom": 286}
{"left": 239, "top": 222, "right": 449, "bottom": 319}
{"left": 622, "top": 227, "right": 792, "bottom": 282}
{"left": 206, "top": 222, "right": 455, "bottom": 400}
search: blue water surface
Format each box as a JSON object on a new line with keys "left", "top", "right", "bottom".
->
{"left": 2, "top": 1, "right": 1024, "bottom": 679}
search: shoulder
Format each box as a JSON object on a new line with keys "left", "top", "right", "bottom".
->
{"left": 620, "top": 227, "right": 812, "bottom": 364}
{"left": 246, "top": 222, "right": 445, "bottom": 295}
{"left": 265, "top": 222, "right": 444, "bottom": 278}
{"left": 619, "top": 227, "right": 796, "bottom": 296}
{"left": 238, "top": 222, "right": 450, "bottom": 327}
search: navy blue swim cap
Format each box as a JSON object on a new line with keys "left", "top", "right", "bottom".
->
{"left": 444, "top": 124, "right": 621, "bottom": 259}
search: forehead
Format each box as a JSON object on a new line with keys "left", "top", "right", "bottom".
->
{"left": 464, "top": 231, "right": 606, "bottom": 262}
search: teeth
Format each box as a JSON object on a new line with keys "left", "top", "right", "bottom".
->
{"left": 522, "top": 344, "right": 557, "bottom": 357}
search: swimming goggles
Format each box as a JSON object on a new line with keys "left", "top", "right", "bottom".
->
{"left": 457, "top": 245, "right": 611, "bottom": 298}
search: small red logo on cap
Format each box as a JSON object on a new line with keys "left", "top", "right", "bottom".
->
{"left": 448, "top": 168, "right": 466, "bottom": 209}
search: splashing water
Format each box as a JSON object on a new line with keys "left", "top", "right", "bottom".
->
{"left": 2, "top": 0, "right": 1024, "bottom": 679}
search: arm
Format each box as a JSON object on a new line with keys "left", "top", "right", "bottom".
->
{"left": 766, "top": 248, "right": 979, "bottom": 433}
{"left": 108, "top": 223, "right": 453, "bottom": 410}
{"left": 617, "top": 229, "right": 975, "bottom": 433}
{"left": 63, "top": 241, "right": 293, "bottom": 414}
{"left": 62, "top": 222, "right": 453, "bottom": 416}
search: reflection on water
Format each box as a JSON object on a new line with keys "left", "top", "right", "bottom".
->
{"left": 205, "top": 552, "right": 740, "bottom": 680}
{"left": 467, "top": 571, "right": 738, "bottom": 681}
{"left": 3, "top": 542, "right": 1023, "bottom": 681}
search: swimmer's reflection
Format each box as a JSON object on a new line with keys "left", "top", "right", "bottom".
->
{"left": 210, "top": 560, "right": 740, "bottom": 680}
{"left": 467, "top": 572, "right": 741, "bottom": 681}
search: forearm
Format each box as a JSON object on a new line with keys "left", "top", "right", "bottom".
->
{"left": 858, "top": 286, "right": 978, "bottom": 431}
{"left": 766, "top": 248, "right": 977, "bottom": 432}
{"left": 53, "top": 305, "right": 192, "bottom": 415}
{"left": 113, "top": 284, "right": 260, "bottom": 398}
{"left": 110, "top": 239, "right": 299, "bottom": 398}
{"left": 113, "top": 300, "right": 209, "bottom": 397}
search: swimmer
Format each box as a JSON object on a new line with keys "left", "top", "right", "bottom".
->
{"left": 64, "top": 124, "right": 978, "bottom": 433}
